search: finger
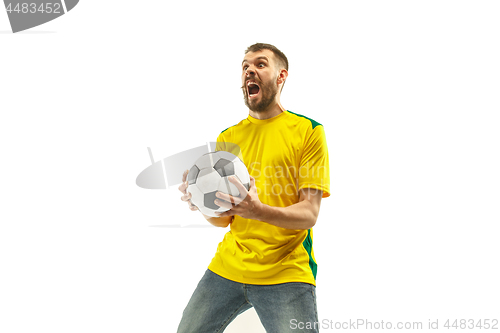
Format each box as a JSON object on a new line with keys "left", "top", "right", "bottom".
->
{"left": 181, "top": 192, "right": 192, "bottom": 202}
{"left": 249, "top": 175, "right": 256, "bottom": 187}
{"left": 189, "top": 202, "right": 198, "bottom": 211}
{"left": 216, "top": 192, "right": 242, "bottom": 205}
{"left": 187, "top": 199, "right": 198, "bottom": 210}
{"left": 182, "top": 169, "right": 189, "bottom": 183}
{"left": 178, "top": 182, "right": 187, "bottom": 193}
{"left": 228, "top": 176, "right": 248, "bottom": 195}
{"left": 214, "top": 198, "right": 234, "bottom": 209}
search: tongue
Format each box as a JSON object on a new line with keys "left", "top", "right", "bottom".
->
{"left": 249, "top": 85, "right": 260, "bottom": 95}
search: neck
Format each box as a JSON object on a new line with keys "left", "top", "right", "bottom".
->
{"left": 249, "top": 102, "right": 286, "bottom": 120}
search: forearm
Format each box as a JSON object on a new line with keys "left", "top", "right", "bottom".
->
{"left": 202, "top": 213, "right": 232, "bottom": 228}
{"left": 256, "top": 200, "right": 317, "bottom": 230}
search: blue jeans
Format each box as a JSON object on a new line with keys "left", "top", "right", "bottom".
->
{"left": 177, "top": 269, "right": 319, "bottom": 333}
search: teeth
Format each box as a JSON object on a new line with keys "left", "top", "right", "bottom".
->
{"left": 247, "top": 81, "right": 259, "bottom": 87}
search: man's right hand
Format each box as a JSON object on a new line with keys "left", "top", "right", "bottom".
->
{"left": 179, "top": 169, "right": 198, "bottom": 211}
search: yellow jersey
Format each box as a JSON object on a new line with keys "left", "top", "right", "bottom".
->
{"left": 208, "top": 110, "right": 330, "bottom": 286}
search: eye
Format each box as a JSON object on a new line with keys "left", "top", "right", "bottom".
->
{"left": 243, "top": 65, "right": 248, "bottom": 70}
{"left": 259, "top": 63, "right": 265, "bottom": 68}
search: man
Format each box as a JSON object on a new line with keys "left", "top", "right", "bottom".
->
{"left": 177, "top": 43, "right": 330, "bottom": 332}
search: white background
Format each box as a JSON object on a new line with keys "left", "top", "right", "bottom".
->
{"left": 1, "top": 1, "right": 499, "bottom": 332}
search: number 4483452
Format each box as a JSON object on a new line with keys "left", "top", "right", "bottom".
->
{"left": 5, "top": 3, "right": 62, "bottom": 14}
{"left": 444, "top": 319, "right": 499, "bottom": 330}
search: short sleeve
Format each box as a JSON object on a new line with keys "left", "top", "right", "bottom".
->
{"left": 216, "top": 128, "right": 245, "bottom": 162}
{"left": 298, "top": 125, "right": 330, "bottom": 198}
{"left": 215, "top": 132, "right": 227, "bottom": 152}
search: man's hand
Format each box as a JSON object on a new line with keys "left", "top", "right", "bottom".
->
{"left": 179, "top": 169, "right": 232, "bottom": 228}
{"left": 178, "top": 169, "right": 198, "bottom": 212}
{"left": 214, "top": 175, "right": 263, "bottom": 220}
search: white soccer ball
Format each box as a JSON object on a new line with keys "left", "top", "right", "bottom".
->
{"left": 187, "top": 151, "right": 250, "bottom": 217}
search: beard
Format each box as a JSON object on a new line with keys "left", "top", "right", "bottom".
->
{"left": 241, "top": 79, "right": 279, "bottom": 112}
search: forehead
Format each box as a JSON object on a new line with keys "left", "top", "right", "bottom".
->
{"left": 242, "top": 49, "right": 276, "bottom": 65}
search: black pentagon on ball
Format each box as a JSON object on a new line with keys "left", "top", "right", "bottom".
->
{"left": 213, "top": 158, "right": 235, "bottom": 177}
{"left": 204, "top": 191, "right": 219, "bottom": 210}
{"left": 188, "top": 165, "right": 200, "bottom": 185}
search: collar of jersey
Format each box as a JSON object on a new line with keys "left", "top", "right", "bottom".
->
{"left": 247, "top": 109, "right": 289, "bottom": 125}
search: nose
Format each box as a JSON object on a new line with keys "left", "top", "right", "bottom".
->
{"left": 245, "top": 67, "right": 256, "bottom": 76}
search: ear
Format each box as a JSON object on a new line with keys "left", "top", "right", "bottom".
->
{"left": 276, "top": 68, "right": 288, "bottom": 85}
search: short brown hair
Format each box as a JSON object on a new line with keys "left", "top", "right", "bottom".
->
{"left": 245, "top": 43, "right": 289, "bottom": 72}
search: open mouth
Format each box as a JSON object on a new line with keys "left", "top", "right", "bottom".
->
{"left": 247, "top": 81, "right": 260, "bottom": 98}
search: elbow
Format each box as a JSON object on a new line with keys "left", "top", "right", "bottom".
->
{"left": 307, "top": 208, "right": 320, "bottom": 229}
{"left": 307, "top": 216, "right": 317, "bottom": 229}
{"left": 207, "top": 216, "right": 232, "bottom": 228}
{"left": 299, "top": 198, "right": 321, "bottom": 230}
{"left": 298, "top": 212, "right": 317, "bottom": 230}
{"left": 218, "top": 220, "right": 231, "bottom": 228}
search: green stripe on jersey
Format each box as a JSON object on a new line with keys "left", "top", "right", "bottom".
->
{"left": 287, "top": 110, "right": 322, "bottom": 130}
{"left": 302, "top": 228, "right": 317, "bottom": 279}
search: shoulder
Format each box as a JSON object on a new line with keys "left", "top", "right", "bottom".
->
{"left": 220, "top": 125, "right": 234, "bottom": 135}
{"left": 285, "top": 111, "right": 327, "bottom": 148}
{"left": 217, "top": 118, "right": 247, "bottom": 142}
{"left": 285, "top": 110, "right": 323, "bottom": 130}
{"left": 220, "top": 118, "right": 247, "bottom": 134}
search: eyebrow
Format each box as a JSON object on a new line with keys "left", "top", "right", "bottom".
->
{"left": 242, "top": 56, "right": 269, "bottom": 65}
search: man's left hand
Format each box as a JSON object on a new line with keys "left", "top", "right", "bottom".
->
{"left": 214, "top": 175, "right": 263, "bottom": 220}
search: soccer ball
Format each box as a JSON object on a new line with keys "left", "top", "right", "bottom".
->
{"left": 187, "top": 151, "right": 250, "bottom": 217}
